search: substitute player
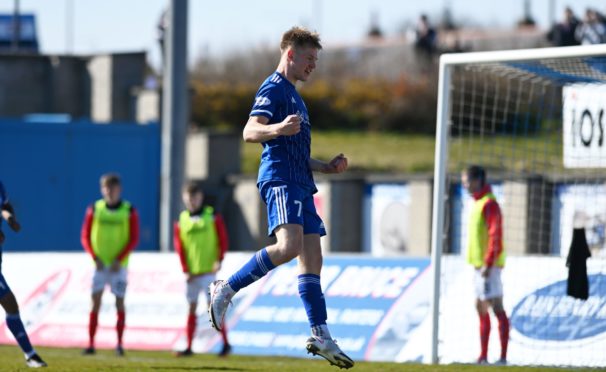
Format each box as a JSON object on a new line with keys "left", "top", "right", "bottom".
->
{"left": 462, "top": 165, "right": 509, "bottom": 365}
{"left": 208, "top": 26, "right": 354, "bottom": 369}
{"left": 173, "top": 182, "right": 231, "bottom": 357}
{"left": 80, "top": 173, "right": 139, "bottom": 356}
{"left": 0, "top": 180, "right": 47, "bottom": 368}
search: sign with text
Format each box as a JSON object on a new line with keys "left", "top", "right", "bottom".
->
{"left": 225, "top": 256, "right": 431, "bottom": 361}
{"left": 563, "top": 84, "right": 606, "bottom": 168}
{"left": 0, "top": 253, "right": 431, "bottom": 361}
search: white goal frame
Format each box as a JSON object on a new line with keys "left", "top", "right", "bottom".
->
{"left": 429, "top": 44, "right": 606, "bottom": 364}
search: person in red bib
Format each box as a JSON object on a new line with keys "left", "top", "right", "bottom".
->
{"left": 173, "top": 182, "right": 230, "bottom": 357}
{"left": 462, "top": 165, "right": 509, "bottom": 365}
{"left": 80, "top": 173, "right": 139, "bottom": 356}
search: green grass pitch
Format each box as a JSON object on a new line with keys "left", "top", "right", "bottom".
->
{"left": 0, "top": 345, "right": 598, "bottom": 371}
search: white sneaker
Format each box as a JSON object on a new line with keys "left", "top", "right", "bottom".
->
{"left": 208, "top": 280, "right": 235, "bottom": 331}
{"left": 306, "top": 336, "right": 355, "bottom": 369}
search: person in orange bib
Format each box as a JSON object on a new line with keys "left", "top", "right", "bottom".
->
{"left": 80, "top": 173, "right": 139, "bottom": 356}
{"left": 173, "top": 182, "right": 230, "bottom": 357}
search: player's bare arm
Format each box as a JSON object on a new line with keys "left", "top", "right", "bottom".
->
{"left": 243, "top": 114, "right": 301, "bottom": 143}
{"left": 309, "top": 154, "right": 348, "bottom": 174}
{"left": 1, "top": 202, "right": 21, "bottom": 232}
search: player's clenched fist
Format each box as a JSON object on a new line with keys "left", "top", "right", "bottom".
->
{"left": 324, "top": 154, "right": 348, "bottom": 174}
{"left": 278, "top": 114, "right": 301, "bottom": 136}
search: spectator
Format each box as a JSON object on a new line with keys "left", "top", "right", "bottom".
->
{"left": 547, "top": 7, "right": 580, "bottom": 46}
{"left": 575, "top": 8, "right": 606, "bottom": 45}
{"left": 414, "top": 14, "right": 437, "bottom": 57}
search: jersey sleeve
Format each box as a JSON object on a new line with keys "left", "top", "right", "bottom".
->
{"left": 173, "top": 222, "right": 189, "bottom": 273}
{"left": 81, "top": 205, "right": 96, "bottom": 259}
{"left": 249, "top": 83, "right": 283, "bottom": 120}
{"left": 214, "top": 213, "right": 229, "bottom": 262}
{"left": 483, "top": 199, "right": 503, "bottom": 267}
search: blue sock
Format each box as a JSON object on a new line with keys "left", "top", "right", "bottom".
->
{"left": 298, "top": 274, "right": 327, "bottom": 328}
{"left": 227, "top": 248, "right": 276, "bottom": 292}
{"left": 6, "top": 313, "right": 34, "bottom": 356}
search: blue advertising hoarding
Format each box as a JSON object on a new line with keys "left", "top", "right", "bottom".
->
{"left": 213, "top": 256, "right": 431, "bottom": 361}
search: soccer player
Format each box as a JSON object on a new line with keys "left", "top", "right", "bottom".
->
{"left": 208, "top": 26, "right": 354, "bottom": 369}
{"left": 0, "top": 180, "right": 48, "bottom": 368}
{"left": 173, "top": 182, "right": 231, "bottom": 357}
{"left": 461, "top": 165, "right": 509, "bottom": 365}
{"left": 80, "top": 173, "right": 139, "bottom": 356}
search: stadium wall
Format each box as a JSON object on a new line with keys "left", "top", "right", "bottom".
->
{"left": 1, "top": 252, "right": 604, "bottom": 367}
{"left": 0, "top": 119, "right": 160, "bottom": 252}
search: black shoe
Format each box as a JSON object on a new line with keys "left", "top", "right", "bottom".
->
{"left": 82, "top": 347, "right": 96, "bottom": 355}
{"left": 26, "top": 353, "right": 48, "bottom": 368}
{"left": 174, "top": 348, "right": 194, "bottom": 357}
{"left": 115, "top": 345, "right": 125, "bottom": 356}
{"left": 219, "top": 343, "right": 232, "bottom": 357}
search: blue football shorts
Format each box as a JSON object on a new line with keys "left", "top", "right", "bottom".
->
{"left": 259, "top": 181, "right": 326, "bottom": 237}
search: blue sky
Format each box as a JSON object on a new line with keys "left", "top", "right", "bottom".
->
{"left": 0, "top": 0, "right": 604, "bottom": 68}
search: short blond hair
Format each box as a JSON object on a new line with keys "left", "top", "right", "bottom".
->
{"left": 280, "top": 26, "right": 322, "bottom": 52}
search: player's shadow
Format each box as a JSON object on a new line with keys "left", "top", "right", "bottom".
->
{"left": 150, "top": 367, "right": 244, "bottom": 371}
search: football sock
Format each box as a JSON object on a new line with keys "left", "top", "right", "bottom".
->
{"left": 88, "top": 311, "right": 98, "bottom": 348}
{"left": 116, "top": 310, "right": 125, "bottom": 346}
{"left": 5, "top": 313, "right": 34, "bottom": 356}
{"left": 479, "top": 312, "right": 491, "bottom": 360}
{"left": 496, "top": 311, "right": 509, "bottom": 360}
{"left": 228, "top": 248, "right": 275, "bottom": 292}
{"left": 311, "top": 324, "right": 332, "bottom": 340}
{"left": 186, "top": 313, "right": 196, "bottom": 350}
{"left": 298, "top": 274, "right": 330, "bottom": 338}
{"left": 220, "top": 323, "right": 229, "bottom": 345}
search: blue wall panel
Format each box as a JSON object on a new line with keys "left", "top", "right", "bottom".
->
{"left": 0, "top": 120, "right": 160, "bottom": 252}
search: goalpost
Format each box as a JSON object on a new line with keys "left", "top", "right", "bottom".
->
{"left": 430, "top": 45, "right": 606, "bottom": 366}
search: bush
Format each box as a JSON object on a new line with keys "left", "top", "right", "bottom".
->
{"left": 190, "top": 75, "right": 438, "bottom": 134}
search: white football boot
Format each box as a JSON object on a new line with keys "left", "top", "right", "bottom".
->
{"left": 306, "top": 336, "right": 355, "bottom": 369}
{"left": 208, "top": 280, "right": 235, "bottom": 331}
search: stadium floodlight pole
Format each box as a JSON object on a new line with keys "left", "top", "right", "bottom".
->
{"left": 429, "top": 54, "right": 451, "bottom": 365}
{"left": 160, "top": 0, "right": 188, "bottom": 252}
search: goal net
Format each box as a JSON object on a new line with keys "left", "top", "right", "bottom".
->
{"left": 430, "top": 45, "right": 606, "bottom": 367}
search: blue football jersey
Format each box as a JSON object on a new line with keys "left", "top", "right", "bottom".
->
{"left": 250, "top": 72, "right": 316, "bottom": 192}
{"left": 0, "top": 181, "right": 6, "bottom": 231}
{"left": 0, "top": 181, "right": 6, "bottom": 265}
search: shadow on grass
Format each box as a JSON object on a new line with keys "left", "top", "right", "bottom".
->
{"left": 150, "top": 367, "right": 244, "bottom": 371}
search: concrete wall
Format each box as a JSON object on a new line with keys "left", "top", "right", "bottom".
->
{"left": 0, "top": 52, "right": 147, "bottom": 121}
{"left": 135, "top": 88, "right": 160, "bottom": 124}
{"left": 0, "top": 55, "right": 49, "bottom": 116}
{"left": 88, "top": 55, "right": 112, "bottom": 122}
{"left": 502, "top": 181, "right": 529, "bottom": 256}
{"left": 322, "top": 177, "right": 365, "bottom": 253}
{"left": 408, "top": 180, "right": 433, "bottom": 255}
